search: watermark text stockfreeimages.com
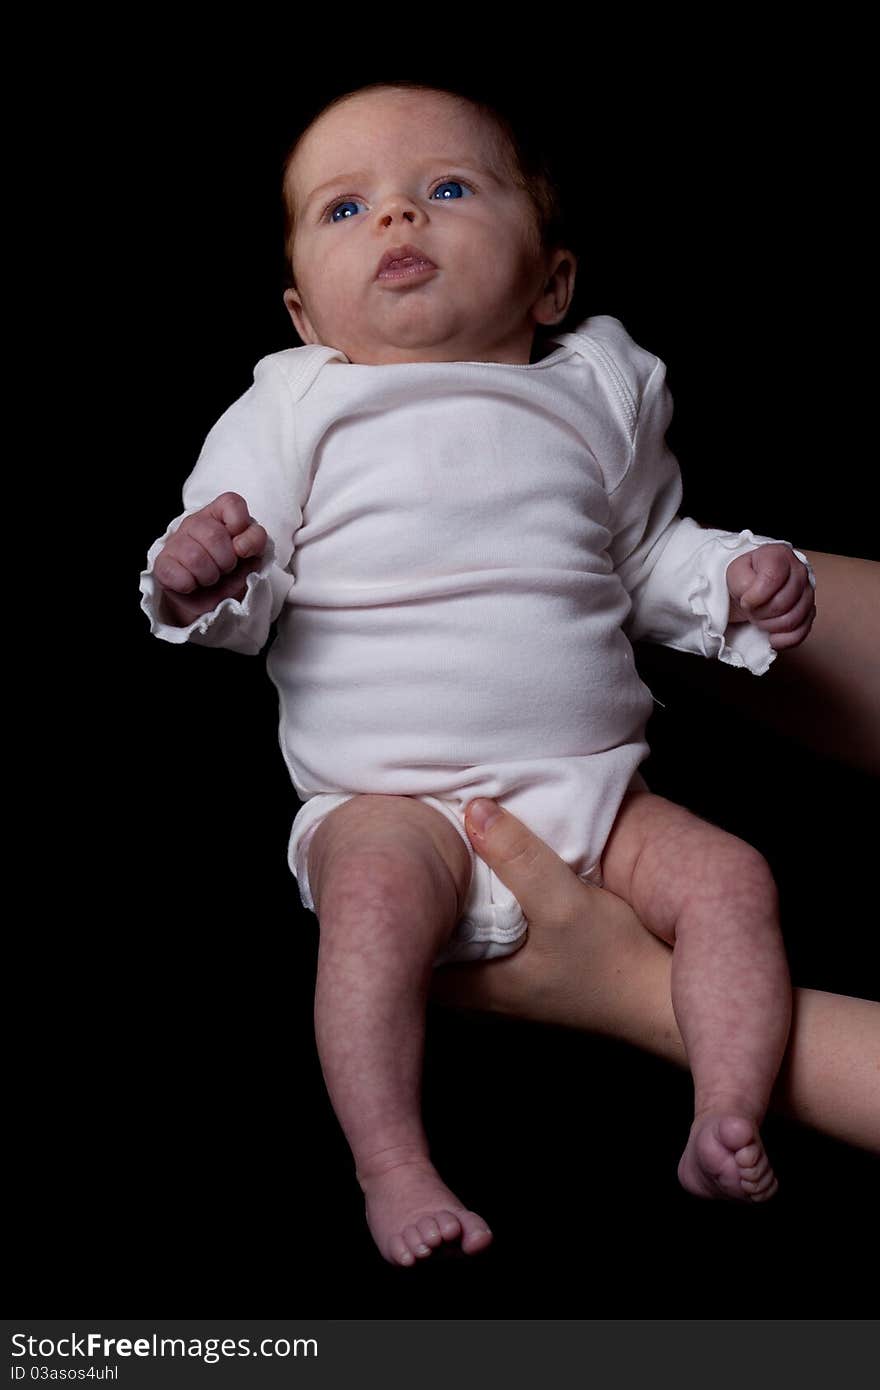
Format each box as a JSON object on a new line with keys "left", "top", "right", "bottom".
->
{"left": 10, "top": 1331, "right": 317, "bottom": 1367}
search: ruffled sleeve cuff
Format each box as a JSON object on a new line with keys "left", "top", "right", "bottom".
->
{"left": 139, "top": 512, "right": 290, "bottom": 656}
{"left": 687, "top": 528, "right": 816, "bottom": 676}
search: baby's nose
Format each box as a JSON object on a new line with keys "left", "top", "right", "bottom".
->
{"left": 378, "top": 194, "right": 424, "bottom": 226}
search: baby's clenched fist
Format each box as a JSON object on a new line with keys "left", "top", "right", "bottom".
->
{"left": 726, "top": 543, "right": 816, "bottom": 650}
{"left": 153, "top": 491, "right": 268, "bottom": 626}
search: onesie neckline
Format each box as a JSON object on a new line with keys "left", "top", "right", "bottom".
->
{"left": 335, "top": 341, "right": 574, "bottom": 370}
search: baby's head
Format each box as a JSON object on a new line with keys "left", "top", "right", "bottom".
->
{"left": 280, "top": 81, "right": 577, "bottom": 366}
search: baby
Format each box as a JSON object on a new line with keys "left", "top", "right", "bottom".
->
{"left": 140, "top": 81, "right": 816, "bottom": 1267}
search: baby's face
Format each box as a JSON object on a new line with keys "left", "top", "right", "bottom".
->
{"left": 283, "top": 89, "right": 574, "bottom": 365}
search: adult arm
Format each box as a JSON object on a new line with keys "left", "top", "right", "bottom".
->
{"left": 430, "top": 798, "right": 880, "bottom": 1153}
{"left": 639, "top": 549, "right": 879, "bottom": 775}
{"left": 429, "top": 548, "right": 880, "bottom": 1152}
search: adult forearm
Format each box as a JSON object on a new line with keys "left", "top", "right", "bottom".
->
{"left": 618, "top": 961, "right": 880, "bottom": 1154}
{"left": 638, "top": 550, "right": 879, "bottom": 774}
{"left": 778, "top": 551, "right": 880, "bottom": 773}
{"left": 432, "top": 886, "right": 880, "bottom": 1153}
{"left": 772, "top": 987, "right": 880, "bottom": 1150}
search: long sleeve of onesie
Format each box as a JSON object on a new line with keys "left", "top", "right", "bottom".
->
{"left": 139, "top": 356, "right": 307, "bottom": 656}
{"left": 607, "top": 351, "right": 811, "bottom": 676}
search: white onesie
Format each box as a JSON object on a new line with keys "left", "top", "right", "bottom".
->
{"left": 140, "top": 315, "right": 807, "bottom": 964}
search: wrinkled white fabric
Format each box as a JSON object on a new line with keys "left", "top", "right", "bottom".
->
{"left": 140, "top": 315, "right": 810, "bottom": 958}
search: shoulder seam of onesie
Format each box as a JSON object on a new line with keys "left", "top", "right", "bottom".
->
{"left": 606, "top": 355, "right": 667, "bottom": 501}
{"left": 254, "top": 344, "right": 348, "bottom": 405}
{"left": 554, "top": 318, "right": 640, "bottom": 442}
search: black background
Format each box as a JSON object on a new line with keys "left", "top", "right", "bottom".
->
{"left": 16, "top": 31, "right": 877, "bottom": 1318}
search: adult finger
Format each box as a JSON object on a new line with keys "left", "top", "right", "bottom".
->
{"left": 464, "top": 799, "right": 585, "bottom": 924}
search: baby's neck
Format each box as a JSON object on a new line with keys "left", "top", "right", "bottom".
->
{"left": 337, "top": 335, "right": 558, "bottom": 368}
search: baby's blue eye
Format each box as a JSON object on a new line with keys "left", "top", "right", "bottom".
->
{"left": 329, "top": 198, "right": 367, "bottom": 223}
{"left": 432, "top": 180, "right": 473, "bottom": 201}
{"left": 327, "top": 181, "right": 473, "bottom": 221}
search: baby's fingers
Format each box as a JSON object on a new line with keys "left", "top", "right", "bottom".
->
{"left": 207, "top": 493, "right": 266, "bottom": 560}
{"left": 153, "top": 523, "right": 225, "bottom": 593}
{"left": 769, "top": 616, "right": 815, "bottom": 650}
{"left": 165, "top": 512, "right": 240, "bottom": 590}
{"left": 200, "top": 499, "right": 267, "bottom": 568}
{"left": 751, "top": 581, "right": 816, "bottom": 632}
{"left": 231, "top": 517, "right": 268, "bottom": 560}
{"left": 736, "top": 545, "right": 790, "bottom": 612}
{"left": 152, "top": 549, "right": 203, "bottom": 595}
{"left": 766, "top": 589, "right": 817, "bottom": 649}
{"left": 740, "top": 552, "right": 808, "bottom": 620}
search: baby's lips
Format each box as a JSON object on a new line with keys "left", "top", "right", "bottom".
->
{"left": 376, "top": 242, "right": 436, "bottom": 277}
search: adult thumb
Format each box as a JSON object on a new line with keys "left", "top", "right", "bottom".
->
{"left": 464, "top": 798, "right": 576, "bottom": 922}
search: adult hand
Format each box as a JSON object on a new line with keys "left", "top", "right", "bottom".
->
{"left": 428, "top": 796, "right": 880, "bottom": 1152}
{"left": 430, "top": 798, "right": 684, "bottom": 1062}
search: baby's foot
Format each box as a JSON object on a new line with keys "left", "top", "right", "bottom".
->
{"left": 677, "top": 1112, "right": 779, "bottom": 1203}
{"left": 358, "top": 1157, "right": 493, "bottom": 1267}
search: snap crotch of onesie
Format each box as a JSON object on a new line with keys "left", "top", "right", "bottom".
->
{"left": 432, "top": 868, "right": 528, "bottom": 966}
{"left": 418, "top": 796, "right": 529, "bottom": 967}
{"left": 287, "top": 793, "right": 529, "bottom": 968}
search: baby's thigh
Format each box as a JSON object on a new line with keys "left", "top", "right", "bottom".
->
{"left": 306, "top": 794, "right": 473, "bottom": 925}
{"left": 599, "top": 789, "right": 776, "bottom": 946}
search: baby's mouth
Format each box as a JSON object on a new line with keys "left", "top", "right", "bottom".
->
{"left": 376, "top": 244, "right": 438, "bottom": 280}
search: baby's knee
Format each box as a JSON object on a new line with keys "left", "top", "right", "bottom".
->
{"left": 307, "top": 795, "right": 471, "bottom": 925}
{"left": 699, "top": 835, "right": 778, "bottom": 911}
{"left": 671, "top": 822, "right": 779, "bottom": 927}
{"left": 604, "top": 790, "right": 778, "bottom": 930}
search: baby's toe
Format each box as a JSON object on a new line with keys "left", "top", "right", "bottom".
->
{"left": 403, "top": 1225, "right": 433, "bottom": 1259}
{"left": 718, "top": 1116, "right": 756, "bottom": 1152}
{"left": 389, "top": 1233, "right": 416, "bottom": 1267}
{"left": 416, "top": 1217, "right": 444, "bottom": 1247}
{"left": 458, "top": 1211, "right": 493, "bottom": 1254}
{"left": 742, "top": 1168, "right": 776, "bottom": 1194}
{"left": 734, "top": 1141, "right": 762, "bottom": 1169}
{"left": 435, "top": 1210, "right": 463, "bottom": 1240}
{"left": 739, "top": 1153, "right": 770, "bottom": 1183}
{"left": 747, "top": 1175, "right": 779, "bottom": 1202}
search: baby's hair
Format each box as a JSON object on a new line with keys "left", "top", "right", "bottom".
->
{"left": 279, "top": 78, "right": 573, "bottom": 297}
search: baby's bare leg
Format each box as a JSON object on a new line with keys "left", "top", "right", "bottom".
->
{"left": 601, "top": 789, "right": 791, "bottom": 1201}
{"left": 306, "top": 793, "right": 493, "bottom": 1266}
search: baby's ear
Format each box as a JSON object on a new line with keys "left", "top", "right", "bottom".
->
{"left": 283, "top": 288, "right": 316, "bottom": 344}
{"left": 534, "top": 247, "right": 577, "bottom": 326}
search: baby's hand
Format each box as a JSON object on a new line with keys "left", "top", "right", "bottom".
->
{"left": 152, "top": 491, "right": 268, "bottom": 626}
{"left": 726, "top": 543, "right": 816, "bottom": 650}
